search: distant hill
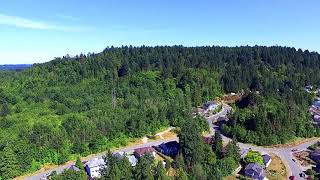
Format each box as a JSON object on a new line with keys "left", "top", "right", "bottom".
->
{"left": 0, "top": 64, "right": 32, "bottom": 71}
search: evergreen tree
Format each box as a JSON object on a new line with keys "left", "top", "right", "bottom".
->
{"left": 191, "top": 163, "right": 207, "bottom": 180}
{"left": 119, "top": 156, "right": 133, "bottom": 180}
{"left": 0, "top": 146, "right": 20, "bottom": 179}
{"left": 154, "top": 162, "right": 169, "bottom": 180}
{"left": 178, "top": 118, "right": 204, "bottom": 167}
{"left": 0, "top": 100, "right": 10, "bottom": 117}
{"left": 225, "top": 137, "right": 240, "bottom": 162}
{"left": 212, "top": 131, "right": 223, "bottom": 159}
{"left": 176, "top": 168, "right": 189, "bottom": 180}
{"left": 108, "top": 163, "right": 122, "bottom": 180}
{"left": 207, "top": 164, "right": 223, "bottom": 180}
{"left": 75, "top": 156, "right": 83, "bottom": 170}
{"left": 134, "top": 154, "right": 154, "bottom": 180}
{"left": 174, "top": 153, "right": 185, "bottom": 169}
{"left": 202, "top": 144, "right": 216, "bottom": 166}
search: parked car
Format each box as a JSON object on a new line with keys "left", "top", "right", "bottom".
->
{"left": 291, "top": 149, "right": 298, "bottom": 152}
{"left": 289, "top": 176, "right": 295, "bottom": 180}
{"left": 299, "top": 173, "right": 305, "bottom": 178}
{"left": 292, "top": 159, "right": 296, "bottom": 162}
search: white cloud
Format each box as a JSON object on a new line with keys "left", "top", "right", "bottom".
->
{"left": 0, "top": 13, "right": 90, "bottom": 32}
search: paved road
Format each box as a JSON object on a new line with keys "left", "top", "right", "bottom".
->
{"left": 23, "top": 138, "right": 178, "bottom": 180}
{"left": 23, "top": 103, "right": 318, "bottom": 180}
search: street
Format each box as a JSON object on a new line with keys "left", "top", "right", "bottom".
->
{"left": 22, "top": 138, "right": 178, "bottom": 180}
{"left": 206, "top": 103, "right": 319, "bottom": 180}
{"left": 22, "top": 103, "right": 318, "bottom": 180}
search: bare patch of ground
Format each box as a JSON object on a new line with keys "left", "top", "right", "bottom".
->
{"left": 293, "top": 150, "right": 315, "bottom": 167}
{"left": 223, "top": 175, "right": 238, "bottom": 180}
{"left": 267, "top": 154, "right": 287, "bottom": 180}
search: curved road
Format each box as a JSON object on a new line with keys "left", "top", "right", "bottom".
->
{"left": 22, "top": 103, "right": 317, "bottom": 180}
{"left": 206, "top": 103, "right": 319, "bottom": 180}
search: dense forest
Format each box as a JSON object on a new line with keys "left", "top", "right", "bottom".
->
{"left": 0, "top": 45, "right": 320, "bottom": 178}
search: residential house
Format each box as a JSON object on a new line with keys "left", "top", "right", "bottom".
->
{"left": 156, "top": 141, "right": 180, "bottom": 157}
{"left": 113, "top": 151, "right": 138, "bottom": 166}
{"left": 262, "top": 154, "right": 271, "bottom": 167}
{"left": 85, "top": 158, "right": 106, "bottom": 178}
{"left": 314, "top": 115, "right": 320, "bottom": 124}
{"left": 244, "top": 163, "right": 266, "bottom": 180}
{"left": 313, "top": 101, "right": 320, "bottom": 110}
{"left": 203, "top": 101, "right": 218, "bottom": 111}
{"left": 311, "top": 148, "right": 320, "bottom": 164}
{"left": 134, "top": 147, "right": 156, "bottom": 159}
{"left": 127, "top": 155, "right": 138, "bottom": 166}
{"left": 192, "top": 107, "right": 205, "bottom": 116}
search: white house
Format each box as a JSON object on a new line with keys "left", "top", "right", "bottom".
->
{"left": 127, "top": 155, "right": 138, "bottom": 166}
{"left": 203, "top": 101, "right": 219, "bottom": 111}
{"left": 85, "top": 158, "right": 106, "bottom": 178}
{"left": 113, "top": 151, "right": 138, "bottom": 166}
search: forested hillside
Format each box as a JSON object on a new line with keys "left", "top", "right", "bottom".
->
{"left": 0, "top": 45, "right": 320, "bottom": 178}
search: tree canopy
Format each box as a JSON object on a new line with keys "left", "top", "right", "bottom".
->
{"left": 0, "top": 45, "right": 319, "bottom": 178}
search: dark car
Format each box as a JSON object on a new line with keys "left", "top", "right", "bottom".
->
{"left": 292, "top": 158, "right": 296, "bottom": 162}
{"left": 289, "top": 176, "right": 295, "bottom": 180}
{"left": 299, "top": 173, "right": 305, "bottom": 178}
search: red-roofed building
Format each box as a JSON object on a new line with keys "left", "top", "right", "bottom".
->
{"left": 134, "top": 147, "right": 156, "bottom": 158}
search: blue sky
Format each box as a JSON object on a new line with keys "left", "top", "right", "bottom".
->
{"left": 0, "top": 0, "right": 320, "bottom": 64}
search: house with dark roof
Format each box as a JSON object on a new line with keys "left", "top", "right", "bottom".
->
{"left": 156, "top": 141, "right": 180, "bottom": 157}
{"left": 244, "top": 163, "right": 266, "bottom": 180}
{"left": 313, "top": 101, "right": 320, "bottom": 110}
{"left": 311, "top": 148, "right": 320, "bottom": 164}
{"left": 314, "top": 115, "right": 320, "bottom": 124}
{"left": 262, "top": 154, "right": 271, "bottom": 167}
{"left": 134, "top": 147, "right": 156, "bottom": 158}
